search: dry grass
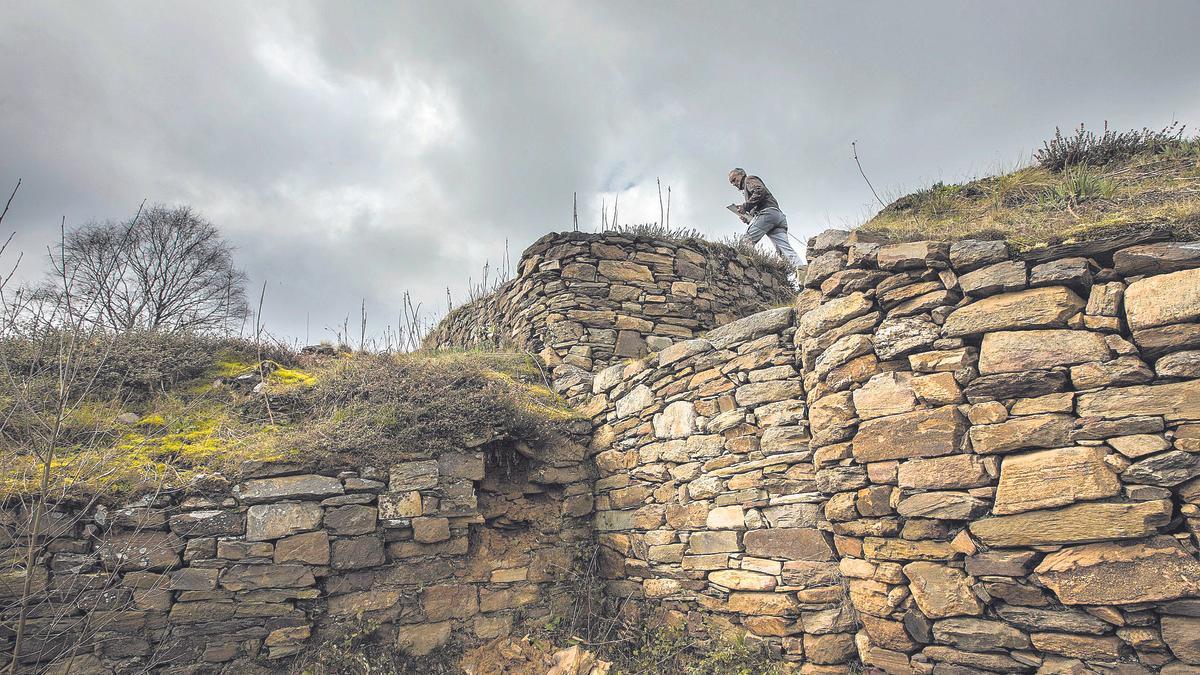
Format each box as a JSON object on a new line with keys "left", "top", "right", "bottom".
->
{"left": 859, "top": 150, "right": 1200, "bottom": 249}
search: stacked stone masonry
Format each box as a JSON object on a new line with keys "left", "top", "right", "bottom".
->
{"left": 0, "top": 432, "right": 594, "bottom": 673}
{"left": 424, "top": 231, "right": 793, "bottom": 372}
{"left": 564, "top": 230, "right": 1200, "bottom": 673}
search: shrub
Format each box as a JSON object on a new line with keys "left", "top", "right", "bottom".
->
{"left": 1035, "top": 121, "right": 1195, "bottom": 171}
{"left": 1049, "top": 166, "right": 1116, "bottom": 205}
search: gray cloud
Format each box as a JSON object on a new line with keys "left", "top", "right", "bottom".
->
{"left": 3, "top": 0, "right": 1199, "bottom": 341}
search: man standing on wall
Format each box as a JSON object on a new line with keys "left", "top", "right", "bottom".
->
{"left": 728, "top": 168, "right": 803, "bottom": 268}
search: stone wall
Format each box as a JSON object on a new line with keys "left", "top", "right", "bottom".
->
{"left": 424, "top": 231, "right": 794, "bottom": 372}
{"left": 564, "top": 229, "right": 1200, "bottom": 673}
{"left": 796, "top": 232, "right": 1200, "bottom": 673}
{"left": 0, "top": 432, "right": 593, "bottom": 673}
{"left": 570, "top": 306, "right": 858, "bottom": 668}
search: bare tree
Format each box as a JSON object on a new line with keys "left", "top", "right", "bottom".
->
{"left": 54, "top": 205, "right": 249, "bottom": 333}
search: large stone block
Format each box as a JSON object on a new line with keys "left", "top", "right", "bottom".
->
{"left": 902, "top": 562, "right": 983, "bottom": 618}
{"left": 969, "top": 499, "right": 1171, "bottom": 547}
{"left": 1125, "top": 267, "right": 1200, "bottom": 329}
{"left": 234, "top": 474, "right": 343, "bottom": 505}
{"left": 219, "top": 564, "right": 315, "bottom": 591}
{"left": 1114, "top": 241, "right": 1200, "bottom": 275}
{"left": 97, "top": 532, "right": 183, "bottom": 571}
{"left": 958, "top": 260, "right": 1027, "bottom": 297}
{"left": 390, "top": 460, "right": 439, "bottom": 491}
{"left": 977, "top": 329, "right": 1109, "bottom": 375}
{"left": 246, "top": 502, "right": 323, "bottom": 541}
{"left": 992, "top": 446, "right": 1120, "bottom": 515}
{"left": 1161, "top": 616, "right": 1200, "bottom": 665}
{"left": 799, "top": 292, "right": 874, "bottom": 338}
{"left": 852, "top": 372, "right": 918, "bottom": 421}
{"left": 1034, "top": 536, "right": 1200, "bottom": 605}
{"left": 853, "top": 406, "right": 966, "bottom": 462}
{"left": 942, "top": 286, "right": 1085, "bottom": 337}
{"left": 932, "top": 617, "right": 1031, "bottom": 651}
{"left": 896, "top": 492, "right": 989, "bottom": 520}
{"left": 1076, "top": 379, "right": 1200, "bottom": 421}
{"left": 726, "top": 592, "right": 799, "bottom": 616}
{"left": 968, "top": 413, "right": 1073, "bottom": 455}
{"left": 897, "top": 455, "right": 990, "bottom": 490}
{"left": 743, "top": 528, "right": 833, "bottom": 560}
{"left": 422, "top": 584, "right": 479, "bottom": 621}
{"left": 873, "top": 317, "right": 940, "bottom": 361}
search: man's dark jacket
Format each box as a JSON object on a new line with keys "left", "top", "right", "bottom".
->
{"left": 740, "top": 175, "right": 780, "bottom": 216}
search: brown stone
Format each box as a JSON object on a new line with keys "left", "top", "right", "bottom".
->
{"left": 323, "top": 505, "right": 376, "bottom": 536}
{"left": 964, "top": 551, "right": 1037, "bottom": 577}
{"left": 1034, "top": 536, "right": 1200, "bottom": 605}
{"left": 97, "top": 532, "right": 183, "bottom": 571}
{"left": 968, "top": 414, "right": 1074, "bottom": 455}
{"left": 396, "top": 621, "right": 452, "bottom": 656}
{"left": 743, "top": 528, "right": 833, "bottom": 560}
{"left": 1124, "top": 268, "right": 1200, "bottom": 330}
{"left": 903, "top": 562, "right": 983, "bottom": 618}
{"left": 1030, "top": 633, "right": 1125, "bottom": 660}
{"left": 942, "top": 286, "right": 1085, "bottom": 337}
{"left": 1077, "top": 379, "right": 1200, "bottom": 421}
{"left": 799, "top": 292, "right": 874, "bottom": 338}
{"left": 246, "top": 502, "right": 323, "bottom": 541}
{"left": 861, "top": 614, "right": 918, "bottom": 652}
{"left": 1134, "top": 322, "right": 1200, "bottom": 358}
{"left": 933, "top": 617, "right": 1030, "bottom": 651}
{"left": 1114, "top": 241, "right": 1200, "bottom": 275}
{"left": 896, "top": 492, "right": 989, "bottom": 520}
{"left": 803, "top": 632, "right": 856, "bottom": 664}
{"left": 897, "top": 455, "right": 990, "bottom": 490}
{"left": 422, "top": 584, "right": 479, "bottom": 621}
{"left": 970, "top": 499, "right": 1171, "bottom": 547}
{"left": 219, "top": 564, "right": 314, "bottom": 591}
{"left": 992, "top": 446, "right": 1120, "bottom": 515}
{"left": 1123, "top": 450, "right": 1200, "bottom": 487}
{"left": 978, "top": 329, "right": 1109, "bottom": 374}
{"left": 273, "top": 530, "right": 330, "bottom": 565}
{"left": 862, "top": 538, "right": 958, "bottom": 561}
{"left": 1157, "top": 349, "right": 1200, "bottom": 378}
{"left": 378, "top": 491, "right": 422, "bottom": 519}
{"left": 963, "top": 369, "right": 1069, "bottom": 403}
{"left": 853, "top": 406, "right": 967, "bottom": 462}
{"left": 726, "top": 592, "right": 799, "bottom": 616}
{"left": 1070, "top": 356, "right": 1154, "bottom": 389}
{"left": 1161, "top": 616, "right": 1200, "bottom": 665}
{"left": 708, "top": 569, "right": 776, "bottom": 591}
{"left": 995, "top": 604, "right": 1111, "bottom": 634}
{"left": 234, "top": 474, "right": 343, "bottom": 504}
{"left": 687, "top": 531, "right": 740, "bottom": 554}
{"left": 331, "top": 536, "right": 385, "bottom": 570}
{"left": 959, "top": 260, "right": 1027, "bottom": 297}
{"left": 920, "top": 645, "right": 1029, "bottom": 672}
{"left": 852, "top": 372, "right": 917, "bottom": 420}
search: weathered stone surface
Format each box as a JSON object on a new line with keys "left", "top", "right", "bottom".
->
{"left": 863, "top": 538, "right": 958, "bottom": 561}
{"left": 1133, "top": 322, "right": 1200, "bottom": 357}
{"left": 614, "top": 384, "right": 653, "bottom": 418}
{"left": 246, "top": 502, "right": 323, "bottom": 541}
{"left": 1114, "top": 241, "right": 1200, "bottom": 275}
{"left": 412, "top": 516, "right": 451, "bottom": 543}
{"left": 726, "top": 592, "right": 799, "bottom": 616}
{"left": 877, "top": 241, "right": 948, "bottom": 271}
{"left": 970, "top": 499, "right": 1171, "bottom": 547}
{"left": 968, "top": 414, "right": 1074, "bottom": 455}
{"left": 896, "top": 492, "right": 989, "bottom": 520}
{"left": 993, "top": 446, "right": 1120, "bottom": 515}
{"left": 933, "top": 617, "right": 1031, "bottom": 651}
{"left": 942, "top": 286, "right": 1085, "bottom": 337}
{"left": 963, "top": 369, "right": 1069, "bottom": 403}
{"left": 708, "top": 569, "right": 776, "bottom": 591}
{"left": 1031, "top": 633, "right": 1125, "bottom": 660}
{"left": 687, "top": 531, "right": 741, "bottom": 554}
{"left": 323, "top": 505, "right": 377, "bottom": 536}
{"left": 396, "top": 621, "right": 452, "bottom": 656}
{"left": 390, "top": 460, "right": 439, "bottom": 490}
{"left": 950, "top": 239, "right": 1009, "bottom": 271}
{"left": 978, "top": 329, "right": 1108, "bottom": 374}
{"left": 1125, "top": 268, "right": 1200, "bottom": 329}
{"left": 1070, "top": 355, "right": 1155, "bottom": 390}
{"left": 799, "top": 292, "right": 874, "bottom": 338}
{"left": 1122, "top": 450, "right": 1200, "bottom": 486}
{"left": 898, "top": 455, "right": 990, "bottom": 490}
{"left": 1161, "top": 616, "right": 1200, "bottom": 665}
{"left": 1034, "top": 536, "right": 1200, "bottom": 606}
{"left": 1077, "top": 379, "right": 1200, "bottom": 421}
{"left": 1108, "top": 433, "right": 1170, "bottom": 458}
{"left": 598, "top": 259, "right": 653, "bottom": 282}
{"left": 378, "top": 491, "right": 421, "bottom": 519}
{"left": 657, "top": 338, "right": 710, "bottom": 366}
{"left": 959, "top": 260, "right": 1027, "bottom": 297}
{"left": 1031, "top": 257, "right": 1092, "bottom": 290}
{"left": 814, "top": 333, "right": 872, "bottom": 378}
{"left": 97, "top": 532, "right": 183, "bottom": 571}
{"left": 743, "top": 528, "right": 833, "bottom": 560}
{"left": 853, "top": 372, "right": 917, "bottom": 421}
{"left": 707, "top": 306, "right": 792, "bottom": 348}
{"left": 909, "top": 348, "right": 974, "bottom": 373}
{"left": 874, "top": 317, "right": 941, "bottom": 360}
{"left": 1157, "top": 349, "right": 1200, "bottom": 378}
{"left": 853, "top": 406, "right": 966, "bottom": 462}
{"left": 994, "top": 604, "right": 1111, "bottom": 635}
{"left": 903, "top": 562, "right": 983, "bottom": 618}
{"left": 219, "top": 564, "right": 314, "bottom": 591}
{"left": 734, "top": 380, "right": 805, "bottom": 407}
{"left": 964, "top": 551, "right": 1037, "bottom": 577}
{"left": 653, "top": 400, "right": 696, "bottom": 439}
{"left": 168, "top": 510, "right": 244, "bottom": 537}
{"left": 1086, "top": 281, "right": 1125, "bottom": 316}
{"left": 921, "top": 645, "right": 1029, "bottom": 672}
{"left": 273, "top": 530, "right": 329, "bottom": 565}
{"left": 234, "top": 474, "right": 343, "bottom": 505}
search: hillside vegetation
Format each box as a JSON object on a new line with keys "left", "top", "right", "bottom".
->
{"left": 860, "top": 122, "right": 1200, "bottom": 248}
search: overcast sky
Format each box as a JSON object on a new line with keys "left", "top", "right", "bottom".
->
{"left": 4, "top": 1, "right": 1200, "bottom": 343}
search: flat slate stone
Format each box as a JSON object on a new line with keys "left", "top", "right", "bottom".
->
{"left": 1113, "top": 241, "right": 1200, "bottom": 276}
{"left": 852, "top": 406, "right": 967, "bottom": 462}
{"left": 1034, "top": 536, "right": 1200, "bottom": 605}
{"left": 977, "top": 329, "right": 1109, "bottom": 375}
{"left": 1124, "top": 267, "right": 1200, "bottom": 330}
{"left": 992, "top": 446, "right": 1120, "bottom": 515}
{"left": 970, "top": 499, "right": 1171, "bottom": 547}
{"left": 942, "top": 286, "right": 1085, "bottom": 337}
{"left": 233, "top": 474, "right": 343, "bottom": 505}
{"left": 1076, "top": 379, "right": 1200, "bottom": 421}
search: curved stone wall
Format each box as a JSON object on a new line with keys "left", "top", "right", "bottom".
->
{"left": 424, "top": 232, "right": 794, "bottom": 371}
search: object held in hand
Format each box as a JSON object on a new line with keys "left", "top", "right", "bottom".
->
{"left": 727, "top": 204, "right": 749, "bottom": 223}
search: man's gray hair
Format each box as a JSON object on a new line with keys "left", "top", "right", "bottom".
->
{"left": 730, "top": 167, "right": 746, "bottom": 175}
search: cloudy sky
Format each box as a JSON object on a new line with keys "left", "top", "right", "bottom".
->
{"left": 4, "top": 1, "right": 1199, "bottom": 343}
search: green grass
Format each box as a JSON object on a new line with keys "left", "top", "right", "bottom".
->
{"left": 859, "top": 143, "right": 1200, "bottom": 249}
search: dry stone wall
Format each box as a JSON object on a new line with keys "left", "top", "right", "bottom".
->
{"left": 0, "top": 433, "right": 593, "bottom": 673}
{"left": 425, "top": 232, "right": 794, "bottom": 372}
{"left": 570, "top": 306, "right": 858, "bottom": 669}
{"left": 797, "top": 232, "right": 1200, "bottom": 674}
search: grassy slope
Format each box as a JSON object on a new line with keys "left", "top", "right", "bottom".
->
{"left": 0, "top": 347, "right": 576, "bottom": 501}
{"left": 859, "top": 151, "right": 1200, "bottom": 248}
